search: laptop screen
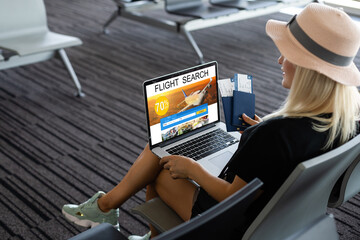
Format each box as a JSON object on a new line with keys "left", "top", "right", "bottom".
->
{"left": 144, "top": 61, "right": 219, "bottom": 148}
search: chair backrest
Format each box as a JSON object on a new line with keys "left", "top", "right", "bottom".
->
{"left": 165, "top": 0, "right": 202, "bottom": 12}
{"left": 242, "top": 134, "right": 360, "bottom": 240}
{"left": 153, "top": 178, "right": 263, "bottom": 240}
{"left": 0, "top": 0, "right": 48, "bottom": 40}
{"left": 328, "top": 154, "right": 360, "bottom": 208}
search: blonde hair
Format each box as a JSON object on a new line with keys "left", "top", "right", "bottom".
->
{"left": 264, "top": 66, "right": 360, "bottom": 149}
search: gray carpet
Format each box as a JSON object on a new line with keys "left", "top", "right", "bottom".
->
{"left": 0, "top": 0, "right": 359, "bottom": 239}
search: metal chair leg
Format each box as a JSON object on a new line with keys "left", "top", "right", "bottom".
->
{"left": 58, "top": 49, "right": 85, "bottom": 98}
{"left": 181, "top": 27, "right": 204, "bottom": 64}
{"left": 103, "top": 8, "right": 120, "bottom": 34}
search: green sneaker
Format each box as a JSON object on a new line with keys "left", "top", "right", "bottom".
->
{"left": 62, "top": 191, "right": 119, "bottom": 230}
{"left": 128, "top": 231, "right": 151, "bottom": 240}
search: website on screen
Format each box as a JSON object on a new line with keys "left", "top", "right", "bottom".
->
{"left": 146, "top": 65, "right": 218, "bottom": 145}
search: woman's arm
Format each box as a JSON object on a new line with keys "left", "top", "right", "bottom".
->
{"left": 159, "top": 155, "right": 247, "bottom": 202}
{"left": 159, "top": 113, "right": 264, "bottom": 201}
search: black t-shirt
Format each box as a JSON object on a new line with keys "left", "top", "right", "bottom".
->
{"left": 219, "top": 116, "right": 337, "bottom": 225}
{"left": 192, "top": 115, "right": 347, "bottom": 230}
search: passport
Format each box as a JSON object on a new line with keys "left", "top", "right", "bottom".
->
{"left": 231, "top": 90, "right": 255, "bottom": 131}
{"left": 219, "top": 74, "right": 256, "bottom": 132}
{"left": 222, "top": 96, "right": 240, "bottom": 132}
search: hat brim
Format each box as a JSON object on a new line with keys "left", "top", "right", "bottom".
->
{"left": 266, "top": 19, "right": 360, "bottom": 86}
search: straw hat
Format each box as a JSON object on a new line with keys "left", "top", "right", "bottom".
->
{"left": 266, "top": 3, "right": 360, "bottom": 86}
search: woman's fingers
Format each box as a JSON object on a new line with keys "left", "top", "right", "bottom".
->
{"left": 254, "top": 114, "right": 262, "bottom": 122}
{"left": 163, "top": 163, "right": 170, "bottom": 170}
{"left": 159, "top": 156, "right": 170, "bottom": 166}
{"left": 242, "top": 114, "right": 257, "bottom": 126}
{"left": 242, "top": 113, "right": 263, "bottom": 126}
{"left": 169, "top": 171, "right": 178, "bottom": 179}
{"left": 160, "top": 155, "right": 193, "bottom": 179}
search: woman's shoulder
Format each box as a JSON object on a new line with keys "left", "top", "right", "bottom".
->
{"left": 242, "top": 116, "right": 319, "bottom": 142}
{"left": 249, "top": 116, "right": 314, "bottom": 132}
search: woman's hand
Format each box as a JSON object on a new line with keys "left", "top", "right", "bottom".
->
{"left": 159, "top": 155, "right": 197, "bottom": 179}
{"left": 242, "top": 113, "right": 262, "bottom": 126}
{"left": 161, "top": 156, "right": 248, "bottom": 202}
{"left": 239, "top": 114, "right": 262, "bottom": 134}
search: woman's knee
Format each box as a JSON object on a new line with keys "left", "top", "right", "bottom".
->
{"left": 142, "top": 143, "right": 159, "bottom": 160}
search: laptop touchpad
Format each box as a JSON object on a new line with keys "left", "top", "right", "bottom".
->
{"left": 209, "top": 151, "right": 233, "bottom": 168}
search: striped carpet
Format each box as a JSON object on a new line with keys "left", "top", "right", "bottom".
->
{"left": 0, "top": 0, "right": 359, "bottom": 239}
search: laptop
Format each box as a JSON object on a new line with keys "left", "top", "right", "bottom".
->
{"left": 143, "top": 61, "right": 241, "bottom": 176}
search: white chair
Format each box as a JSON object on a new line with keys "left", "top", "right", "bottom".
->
{"left": 242, "top": 134, "right": 360, "bottom": 240}
{"left": 0, "top": 0, "right": 85, "bottom": 97}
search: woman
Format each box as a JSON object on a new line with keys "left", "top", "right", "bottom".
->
{"left": 62, "top": 3, "right": 360, "bottom": 239}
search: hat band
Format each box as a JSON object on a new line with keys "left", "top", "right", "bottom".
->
{"left": 288, "top": 15, "right": 354, "bottom": 67}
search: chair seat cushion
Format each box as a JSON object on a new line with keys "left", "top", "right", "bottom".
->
{"left": 0, "top": 31, "right": 82, "bottom": 56}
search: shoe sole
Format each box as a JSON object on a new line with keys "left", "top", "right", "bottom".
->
{"left": 62, "top": 209, "right": 100, "bottom": 228}
{"left": 62, "top": 209, "right": 120, "bottom": 231}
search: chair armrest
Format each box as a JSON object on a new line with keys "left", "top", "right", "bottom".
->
{"left": 131, "top": 197, "right": 184, "bottom": 233}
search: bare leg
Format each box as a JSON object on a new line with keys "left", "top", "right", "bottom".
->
{"left": 154, "top": 170, "right": 198, "bottom": 221}
{"left": 98, "top": 143, "right": 162, "bottom": 211}
{"left": 144, "top": 175, "right": 197, "bottom": 236}
{"left": 143, "top": 170, "right": 197, "bottom": 238}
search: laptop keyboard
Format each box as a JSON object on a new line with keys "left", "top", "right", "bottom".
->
{"left": 166, "top": 129, "right": 239, "bottom": 160}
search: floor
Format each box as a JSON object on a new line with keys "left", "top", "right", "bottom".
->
{"left": 0, "top": 0, "right": 359, "bottom": 239}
